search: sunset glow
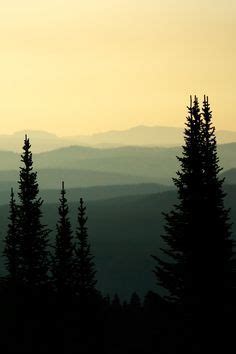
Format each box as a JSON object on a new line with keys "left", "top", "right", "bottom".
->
{"left": 0, "top": 0, "right": 235, "bottom": 135}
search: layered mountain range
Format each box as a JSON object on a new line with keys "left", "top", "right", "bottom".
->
{"left": 0, "top": 127, "right": 236, "bottom": 297}
{"left": 2, "top": 125, "right": 236, "bottom": 152}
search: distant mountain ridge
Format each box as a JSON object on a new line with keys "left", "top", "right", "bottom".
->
{"left": 1, "top": 125, "right": 236, "bottom": 152}
{"left": 221, "top": 169, "right": 236, "bottom": 184}
{"left": 0, "top": 169, "right": 157, "bottom": 191}
{"left": 0, "top": 183, "right": 173, "bottom": 205}
{"left": 0, "top": 143, "right": 236, "bottom": 185}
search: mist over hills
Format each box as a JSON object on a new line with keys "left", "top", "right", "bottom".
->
{"left": 0, "top": 183, "right": 173, "bottom": 205}
{"left": 0, "top": 143, "right": 236, "bottom": 187}
{"left": 0, "top": 168, "right": 159, "bottom": 191}
{"left": 72, "top": 125, "right": 184, "bottom": 147}
{"left": 221, "top": 169, "right": 236, "bottom": 184}
{"left": 76, "top": 125, "right": 236, "bottom": 147}
{"left": 2, "top": 126, "right": 236, "bottom": 152}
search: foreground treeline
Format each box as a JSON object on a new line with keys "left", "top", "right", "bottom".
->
{"left": 0, "top": 95, "right": 235, "bottom": 353}
{"left": 0, "top": 134, "right": 172, "bottom": 353}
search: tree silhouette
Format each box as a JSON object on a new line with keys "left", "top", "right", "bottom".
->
{"left": 17, "top": 135, "right": 50, "bottom": 288}
{"left": 201, "top": 96, "right": 235, "bottom": 350}
{"left": 153, "top": 96, "right": 204, "bottom": 304}
{"left": 74, "top": 198, "right": 97, "bottom": 301}
{"left": 3, "top": 188, "right": 19, "bottom": 281}
{"left": 200, "top": 96, "right": 234, "bottom": 297}
{"left": 52, "top": 181, "right": 74, "bottom": 296}
{"left": 153, "top": 96, "right": 235, "bottom": 352}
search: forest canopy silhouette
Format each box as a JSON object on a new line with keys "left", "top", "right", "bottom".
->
{"left": 0, "top": 96, "right": 234, "bottom": 353}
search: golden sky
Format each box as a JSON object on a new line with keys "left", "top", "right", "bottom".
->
{"left": 0, "top": 0, "right": 235, "bottom": 135}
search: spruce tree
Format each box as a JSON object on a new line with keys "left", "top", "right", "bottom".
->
{"left": 153, "top": 96, "right": 235, "bottom": 351}
{"left": 17, "top": 135, "right": 50, "bottom": 288}
{"left": 52, "top": 181, "right": 74, "bottom": 295}
{"left": 4, "top": 188, "right": 19, "bottom": 281}
{"left": 201, "top": 96, "right": 235, "bottom": 308}
{"left": 153, "top": 96, "right": 204, "bottom": 304}
{"left": 74, "top": 198, "right": 97, "bottom": 301}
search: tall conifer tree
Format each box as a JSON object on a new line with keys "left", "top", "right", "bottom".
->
{"left": 201, "top": 96, "right": 235, "bottom": 305}
{"left": 153, "top": 96, "right": 235, "bottom": 351}
{"left": 18, "top": 135, "right": 50, "bottom": 288}
{"left": 74, "top": 198, "right": 97, "bottom": 301}
{"left": 52, "top": 181, "right": 74, "bottom": 295}
{"left": 153, "top": 96, "right": 204, "bottom": 304}
{"left": 4, "top": 188, "right": 19, "bottom": 281}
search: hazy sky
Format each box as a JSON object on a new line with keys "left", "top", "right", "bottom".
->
{"left": 0, "top": 0, "right": 235, "bottom": 136}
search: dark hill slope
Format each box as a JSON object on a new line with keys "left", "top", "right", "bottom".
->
{"left": 0, "top": 185, "right": 235, "bottom": 298}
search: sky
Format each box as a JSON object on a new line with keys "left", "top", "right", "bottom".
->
{"left": 0, "top": 0, "right": 235, "bottom": 136}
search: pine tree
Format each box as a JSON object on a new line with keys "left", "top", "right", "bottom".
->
{"left": 17, "top": 135, "right": 50, "bottom": 288}
{"left": 153, "top": 96, "right": 204, "bottom": 304}
{"left": 52, "top": 181, "right": 74, "bottom": 295}
{"left": 201, "top": 96, "right": 235, "bottom": 311}
{"left": 74, "top": 198, "right": 97, "bottom": 301}
{"left": 3, "top": 188, "right": 19, "bottom": 281}
{"left": 153, "top": 96, "right": 235, "bottom": 351}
